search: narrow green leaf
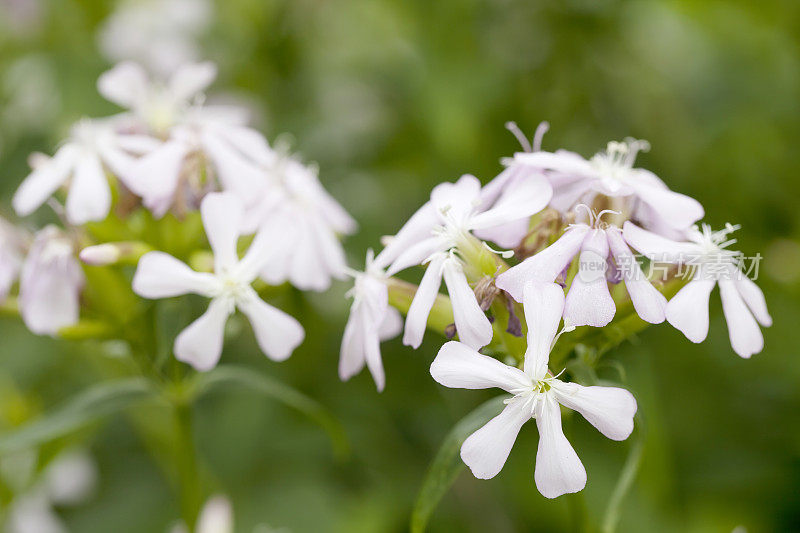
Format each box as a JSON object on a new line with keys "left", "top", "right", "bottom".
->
{"left": 0, "top": 378, "right": 161, "bottom": 455}
{"left": 411, "top": 396, "right": 506, "bottom": 533}
{"left": 601, "top": 427, "right": 644, "bottom": 533}
{"left": 190, "top": 365, "right": 349, "bottom": 459}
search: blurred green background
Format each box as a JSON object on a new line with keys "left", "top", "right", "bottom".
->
{"left": 1, "top": 0, "right": 799, "bottom": 531}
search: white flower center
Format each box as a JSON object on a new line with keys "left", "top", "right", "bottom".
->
{"left": 691, "top": 223, "right": 742, "bottom": 263}
{"left": 589, "top": 139, "right": 650, "bottom": 191}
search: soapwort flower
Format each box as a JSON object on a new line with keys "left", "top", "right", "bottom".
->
{"left": 382, "top": 174, "right": 551, "bottom": 349}
{"left": 339, "top": 250, "right": 402, "bottom": 392}
{"left": 496, "top": 206, "right": 667, "bottom": 327}
{"left": 132, "top": 192, "right": 304, "bottom": 371}
{"left": 430, "top": 282, "right": 637, "bottom": 498}
{"left": 624, "top": 221, "right": 772, "bottom": 358}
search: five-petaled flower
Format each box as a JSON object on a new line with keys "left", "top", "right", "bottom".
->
{"left": 132, "top": 192, "right": 304, "bottom": 371}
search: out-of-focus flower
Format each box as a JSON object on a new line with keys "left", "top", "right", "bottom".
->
{"left": 0, "top": 217, "right": 27, "bottom": 302}
{"left": 340, "top": 250, "right": 402, "bottom": 392}
{"left": 170, "top": 495, "right": 233, "bottom": 533}
{"left": 12, "top": 119, "right": 158, "bottom": 224}
{"left": 381, "top": 174, "right": 550, "bottom": 349}
{"left": 497, "top": 206, "right": 667, "bottom": 327}
{"left": 515, "top": 138, "right": 704, "bottom": 234}
{"left": 18, "top": 226, "right": 83, "bottom": 335}
{"left": 133, "top": 193, "right": 304, "bottom": 371}
{"left": 98, "top": 0, "right": 211, "bottom": 77}
{"left": 430, "top": 282, "right": 637, "bottom": 498}
{"left": 624, "top": 222, "right": 772, "bottom": 358}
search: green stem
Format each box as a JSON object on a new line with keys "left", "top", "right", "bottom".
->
{"left": 174, "top": 399, "right": 202, "bottom": 529}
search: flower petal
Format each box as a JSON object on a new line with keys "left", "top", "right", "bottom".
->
{"left": 442, "top": 259, "right": 493, "bottom": 350}
{"left": 174, "top": 298, "right": 231, "bottom": 371}
{"left": 201, "top": 192, "right": 244, "bottom": 273}
{"left": 196, "top": 496, "right": 234, "bottom": 533}
{"left": 551, "top": 381, "right": 637, "bottom": 441}
{"left": 169, "top": 62, "right": 217, "bottom": 102}
{"left": 514, "top": 150, "right": 596, "bottom": 178}
{"left": 13, "top": 145, "right": 77, "bottom": 217}
{"left": 473, "top": 217, "right": 531, "bottom": 249}
{"left": 65, "top": 153, "right": 111, "bottom": 224}
{"left": 735, "top": 273, "right": 772, "bottom": 327}
{"left": 201, "top": 127, "right": 265, "bottom": 203}
{"left": 133, "top": 252, "right": 217, "bottom": 298}
{"left": 607, "top": 227, "right": 666, "bottom": 324}
{"left": 564, "top": 230, "right": 615, "bottom": 327}
{"left": 665, "top": 279, "right": 716, "bottom": 343}
{"left": 719, "top": 279, "right": 763, "bottom": 358}
{"left": 402, "top": 254, "right": 445, "bottom": 349}
{"left": 534, "top": 395, "right": 587, "bottom": 499}
{"left": 385, "top": 236, "right": 444, "bottom": 277}
{"left": 496, "top": 225, "right": 589, "bottom": 302}
{"left": 622, "top": 221, "right": 698, "bottom": 263}
{"left": 373, "top": 203, "right": 438, "bottom": 271}
{"left": 339, "top": 307, "right": 367, "bottom": 383}
{"left": 125, "top": 139, "right": 189, "bottom": 215}
{"left": 378, "top": 306, "right": 403, "bottom": 341}
{"left": 430, "top": 174, "right": 482, "bottom": 221}
{"left": 237, "top": 295, "right": 304, "bottom": 362}
{"left": 97, "top": 61, "right": 148, "bottom": 108}
{"left": 430, "top": 341, "right": 531, "bottom": 392}
{"left": 470, "top": 174, "right": 553, "bottom": 230}
{"left": 522, "top": 281, "right": 565, "bottom": 381}
{"left": 461, "top": 398, "right": 531, "bottom": 479}
{"left": 627, "top": 175, "right": 704, "bottom": 230}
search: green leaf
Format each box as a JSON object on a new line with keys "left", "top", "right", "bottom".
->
{"left": 0, "top": 378, "right": 161, "bottom": 455}
{"left": 189, "top": 365, "right": 349, "bottom": 459}
{"left": 601, "top": 426, "right": 644, "bottom": 533}
{"left": 411, "top": 396, "right": 506, "bottom": 533}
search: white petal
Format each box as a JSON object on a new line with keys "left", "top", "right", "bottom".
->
{"left": 719, "top": 279, "right": 763, "bottom": 358}
{"left": 551, "top": 381, "right": 637, "bottom": 441}
{"left": 665, "top": 279, "right": 716, "bottom": 343}
{"left": 197, "top": 496, "right": 233, "bottom": 533}
{"left": 13, "top": 145, "right": 77, "bottom": 217}
{"left": 622, "top": 221, "right": 698, "bottom": 263}
{"left": 627, "top": 175, "right": 704, "bottom": 230}
{"left": 564, "top": 230, "right": 615, "bottom": 327}
{"left": 237, "top": 214, "right": 297, "bottom": 284}
{"left": 430, "top": 341, "right": 531, "bottom": 392}
{"left": 430, "top": 174, "right": 482, "bottom": 221}
{"left": 169, "top": 62, "right": 217, "bottom": 102}
{"left": 385, "top": 236, "right": 444, "bottom": 277}
{"left": 442, "top": 260, "right": 493, "bottom": 350}
{"left": 461, "top": 398, "right": 531, "bottom": 479}
{"left": 201, "top": 128, "right": 265, "bottom": 203}
{"left": 20, "top": 269, "right": 81, "bottom": 336}
{"left": 522, "top": 282, "right": 565, "bottom": 381}
{"left": 514, "top": 150, "right": 596, "bottom": 178}
{"left": 65, "top": 153, "right": 111, "bottom": 224}
{"left": 607, "top": 227, "right": 666, "bottom": 324}
{"left": 735, "top": 274, "right": 772, "bottom": 327}
{"left": 238, "top": 296, "right": 304, "bottom": 362}
{"left": 373, "top": 202, "right": 438, "bottom": 270}
{"left": 339, "top": 308, "right": 367, "bottom": 382}
{"left": 534, "top": 395, "right": 587, "bottom": 499}
{"left": 97, "top": 61, "right": 148, "bottom": 108}
{"left": 473, "top": 217, "right": 531, "bottom": 249}
{"left": 402, "top": 254, "right": 445, "bottom": 349}
{"left": 361, "top": 307, "right": 386, "bottom": 392}
{"left": 286, "top": 213, "right": 332, "bottom": 291}
{"left": 125, "top": 139, "right": 189, "bottom": 210}
{"left": 379, "top": 306, "right": 403, "bottom": 341}
{"left": 470, "top": 174, "right": 553, "bottom": 230}
{"left": 133, "top": 252, "right": 217, "bottom": 298}
{"left": 175, "top": 298, "right": 231, "bottom": 371}
{"left": 307, "top": 212, "right": 348, "bottom": 282}
{"left": 496, "top": 225, "right": 589, "bottom": 302}
{"left": 201, "top": 192, "right": 243, "bottom": 273}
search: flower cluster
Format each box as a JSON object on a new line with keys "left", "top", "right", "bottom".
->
{"left": 340, "top": 123, "right": 770, "bottom": 497}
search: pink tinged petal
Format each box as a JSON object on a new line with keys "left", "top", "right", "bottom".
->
{"left": 169, "top": 62, "right": 217, "bottom": 101}
{"left": 373, "top": 202, "right": 438, "bottom": 270}
{"left": 430, "top": 341, "right": 531, "bottom": 392}
{"left": 626, "top": 176, "right": 704, "bottom": 230}
{"left": 201, "top": 192, "right": 244, "bottom": 273}
{"left": 461, "top": 398, "right": 531, "bottom": 480}
{"left": 470, "top": 174, "right": 553, "bottom": 231}
{"left": 443, "top": 260, "right": 493, "bottom": 350}
{"left": 174, "top": 298, "right": 231, "bottom": 371}
{"left": 65, "top": 153, "right": 111, "bottom": 224}
{"left": 133, "top": 251, "right": 217, "bottom": 298}
{"left": 385, "top": 236, "right": 444, "bottom": 277}
{"left": 522, "top": 282, "right": 565, "bottom": 381}
{"left": 237, "top": 296, "right": 304, "bottom": 362}
{"left": 665, "top": 279, "right": 716, "bottom": 343}
{"left": 13, "top": 145, "right": 77, "bottom": 217}
{"left": 126, "top": 140, "right": 189, "bottom": 211}
{"left": 473, "top": 217, "right": 531, "bottom": 249}
{"left": 735, "top": 274, "right": 772, "bottom": 327}
{"left": 551, "top": 382, "right": 637, "bottom": 441}
{"left": 97, "top": 61, "right": 148, "bottom": 108}
{"left": 564, "top": 230, "right": 615, "bottom": 327}
{"left": 496, "top": 225, "right": 589, "bottom": 302}
{"left": 534, "top": 395, "right": 587, "bottom": 499}
{"left": 514, "top": 150, "right": 596, "bottom": 178}
{"left": 622, "top": 221, "right": 699, "bottom": 264}
{"left": 430, "top": 174, "right": 482, "bottom": 220}
{"left": 402, "top": 254, "right": 445, "bottom": 349}
{"left": 478, "top": 165, "right": 519, "bottom": 208}
{"left": 607, "top": 228, "right": 666, "bottom": 324}
{"left": 719, "top": 279, "right": 763, "bottom": 358}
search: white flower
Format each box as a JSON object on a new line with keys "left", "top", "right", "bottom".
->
{"left": 339, "top": 250, "right": 403, "bottom": 392}
{"left": 381, "top": 174, "right": 551, "bottom": 349}
{"left": 430, "top": 282, "right": 637, "bottom": 498}
{"left": 132, "top": 192, "right": 304, "bottom": 371}
{"left": 244, "top": 153, "right": 357, "bottom": 291}
{"left": 18, "top": 226, "right": 83, "bottom": 335}
{"left": 496, "top": 207, "right": 667, "bottom": 327}
{"left": 12, "top": 119, "right": 158, "bottom": 224}
{"left": 624, "top": 221, "right": 772, "bottom": 358}
{"left": 0, "top": 217, "right": 27, "bottom": 302}
{"left": 515, "top": 138, "right": 704, "bottom": 233}
{"left": 170, "top": 495, "right": 233, "bottom": 533}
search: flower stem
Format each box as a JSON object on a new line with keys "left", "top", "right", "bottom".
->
{"left": 174, "top": 398, "right": 202, "bottom": 529}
